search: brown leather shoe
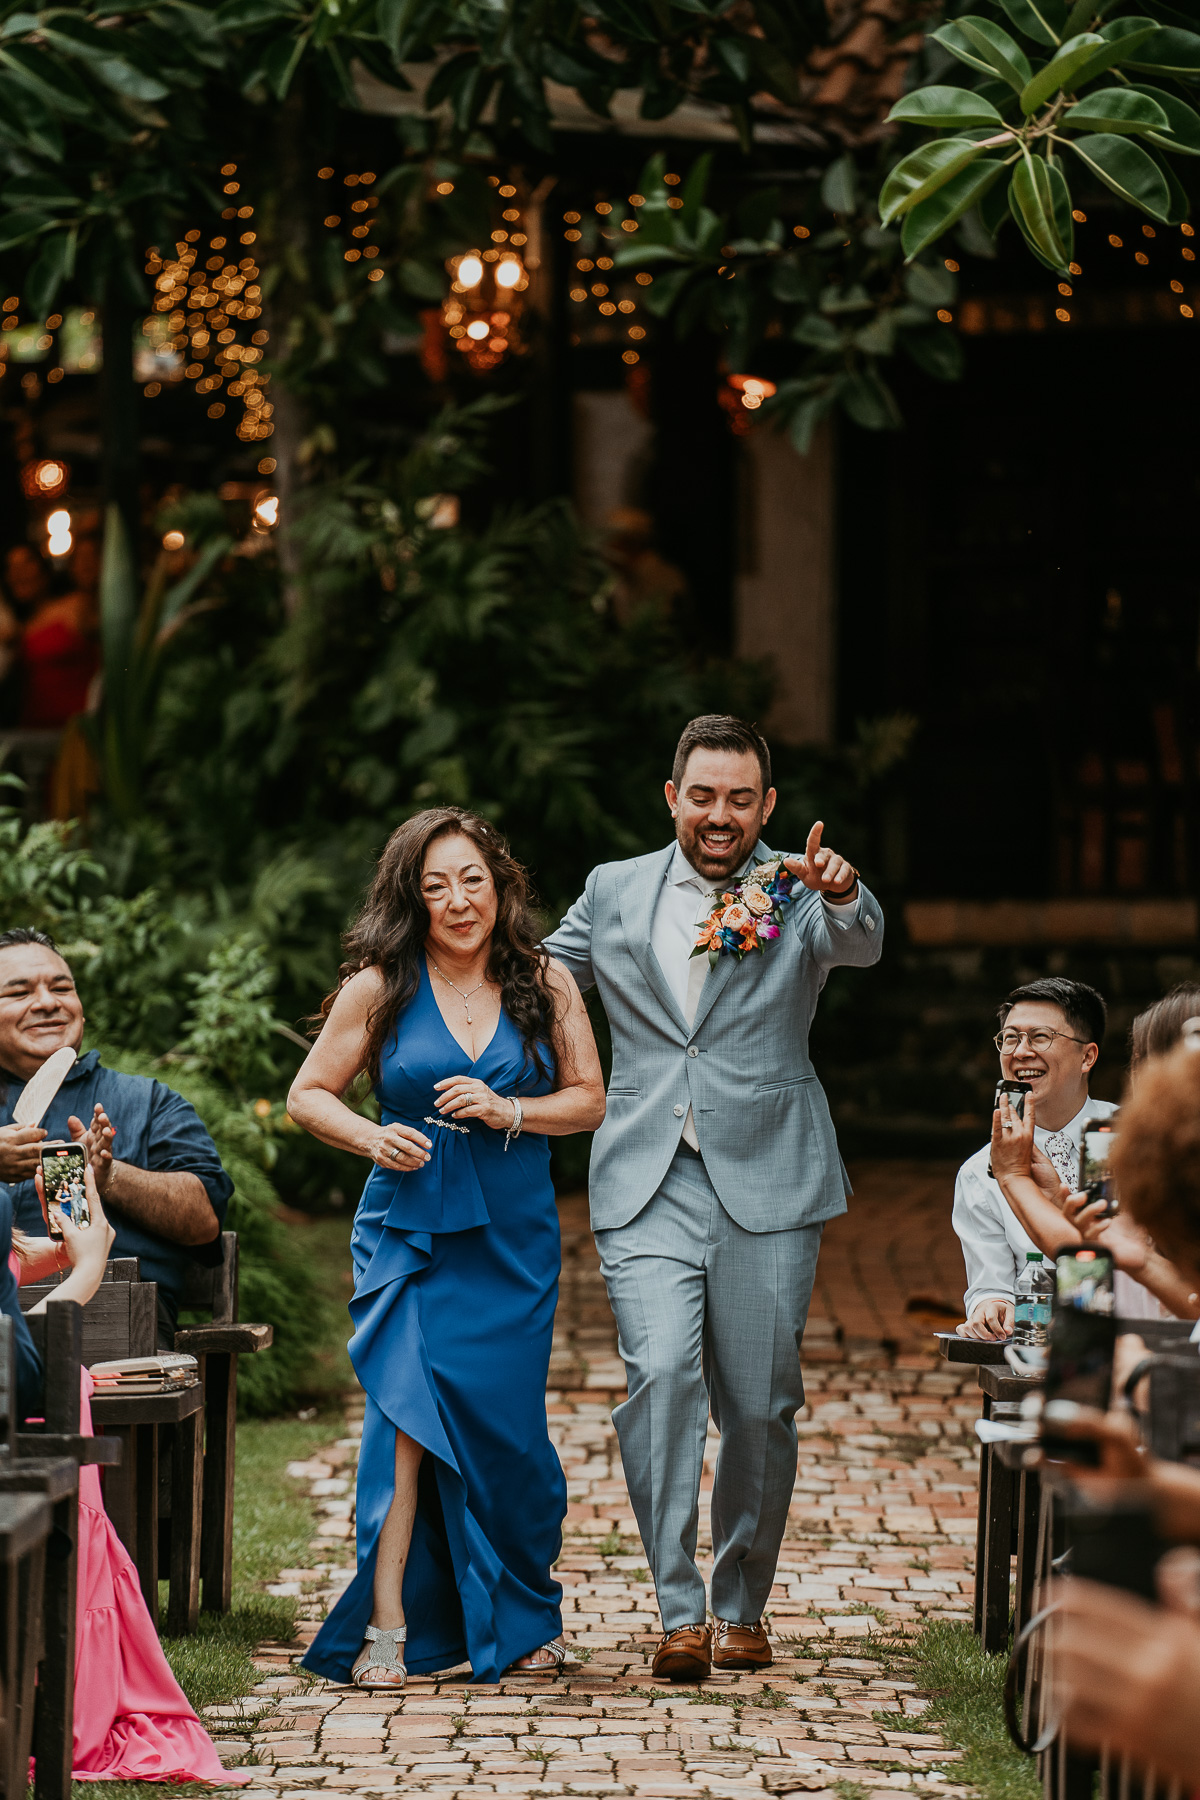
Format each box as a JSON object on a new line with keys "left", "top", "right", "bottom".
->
{"left": 711, "top": 1618, "right": 772, "bottom": 1670}
{"left": 652, "top": 1623, "right": 711, "bottom": 1682}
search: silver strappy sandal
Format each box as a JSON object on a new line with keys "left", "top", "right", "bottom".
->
{"left": 506, "top": 1637, "right": 567, "bottom": 1674}
{"left": 351, "top": 1623, "right": 407, "bottom": 1688}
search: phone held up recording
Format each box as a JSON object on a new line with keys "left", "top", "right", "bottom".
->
{"left": 1080, "top": 1112, "right": 1120, "bottom": 1218}
{"left": 39, "top": 1140, "right": 91, "bottom": 1237}
{"left": 986, "top": 1080, "right": 1033, "bottom": 1179}
{"left": 1041, "top": 1245, "right": 1116, "bottom": 1468}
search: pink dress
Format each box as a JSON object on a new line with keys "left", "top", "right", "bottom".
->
{"left": 15, "top": 1255, "right": 249, "bottom": 1784}
{"left": 72, "top": 1369, "right": 251, "bottom": 1784}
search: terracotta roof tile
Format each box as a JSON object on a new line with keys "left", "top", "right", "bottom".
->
{"left": 781, "top": 0, "right": 934, "bottom": 146}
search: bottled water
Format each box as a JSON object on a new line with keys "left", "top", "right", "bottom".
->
{"left": 1013, "top": 1250, "right": 1054, "bottom": 1346}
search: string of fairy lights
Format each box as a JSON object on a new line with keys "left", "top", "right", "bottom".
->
{"left": 560, "top": 175, "right": 673, "bottom": 365}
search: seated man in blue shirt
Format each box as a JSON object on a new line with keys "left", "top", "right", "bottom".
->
{"left": 0, "top": 928, "right": 234, "bottom": 1345}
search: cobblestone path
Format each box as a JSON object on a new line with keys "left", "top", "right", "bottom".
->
{"left": 212, "top": 1163, "right": 985, "bottom": 1800}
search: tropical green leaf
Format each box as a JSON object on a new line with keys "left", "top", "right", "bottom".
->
{"left": 979, "top": 170, "right": 1013, "bottom": 235}
{"left": 261, "top": 27, "right": 307, "bottom": 97}
{"left": 821, "top": 153, "right": 858, "bottom": 214}
{"left": 24, "top": 228, "right": 72, "bottom": 317}
{"left": 0, "top": 44, "right": 95, "bottom": 117}
{"left": 2, "top": 171, "right": 77, "bottom": 209}
{"left": 1063, "top": 87, "right": 1169, "bottom": 132}
{"left": 0, "top": 208, "right": 51, "bottom": 250}
{"left": 1133, "top": 83, "right": 1200, "bottom": 152}
{"left": 1071, "top": 17, "right": 1158, "bottom": 85}
{"left": 1066, "top": 131, "right": 1172, "bottom": 217}
{"left": 1150, "top": 147, "right": 1190, "bottom": 222}
{"left": 215, "top": 0, "right": 301, "bottom": 27}
{"left": 842, "top": 367, "right": 901, "bottom": 431}
{"left": 1009, "top": 152, "right": 1072, "bottom": 270}
{"left": 786, "top": 383, "right": 839, "bottom": 455}
{"left": 997, "top": 0, "right": 1067, "bottom": 47}
{"left": 899, "top": 158, "right": 1007, "bottom": 257}
{"left": 886, "top": 85, "right": 1005, "bottom": 127}
{"left": 1127, "top": 25, "right": 1200, "bottom": 71}
{"left": 905, "top": 261, "right": 958, "bottom": 307}
{"left": 1019, "top": 33, "right": 1104, "bottom": 113}
{"left": 791, "top": 312, "right": 842, "bottom": 347}
{"left": 879, "top": 137, "right": 990, "bottom": 224}
{"left": 901, "top": 325, "right": 966, "bottom": 380}
{"left": 932, "top": 17, "right": 1032, "bottom": 92}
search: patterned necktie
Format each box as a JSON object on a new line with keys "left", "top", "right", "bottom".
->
{"left": 1042, "top": 1130, "right": 1078, "bottom": 1190}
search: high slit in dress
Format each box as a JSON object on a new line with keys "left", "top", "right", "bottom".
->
{"left": 303, "top": 961, "right": 567, "bottom": 1684}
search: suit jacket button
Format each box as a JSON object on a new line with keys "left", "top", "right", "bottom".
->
{"left": 673, "top": 1104, "right": 685, "bottom": 1117}
{"left": 687, "top": 1046, "right": 699, "bottom": 1058}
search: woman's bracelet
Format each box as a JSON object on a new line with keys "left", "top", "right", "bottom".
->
{"left": 504, "top": 1095, "right": 523, "bottom": 1152}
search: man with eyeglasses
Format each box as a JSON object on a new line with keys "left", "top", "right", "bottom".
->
{"left": 953, "top": 977, "right": 1113, "bottom": 1341}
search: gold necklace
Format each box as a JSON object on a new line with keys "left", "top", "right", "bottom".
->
{"left": 429, "top": 958, "right": 489, "bottom": 1026}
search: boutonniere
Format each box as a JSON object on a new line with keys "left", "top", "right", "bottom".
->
{"left": 691, "top": 858, "right": 800, "bottom": 967}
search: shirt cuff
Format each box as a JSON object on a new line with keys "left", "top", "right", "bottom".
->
{"left": 821, "top": 889, "right": 861, "bottom": 923}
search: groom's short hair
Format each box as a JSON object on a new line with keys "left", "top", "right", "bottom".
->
{"left": 672, "top": 716, "right": 772, "bottom": 794}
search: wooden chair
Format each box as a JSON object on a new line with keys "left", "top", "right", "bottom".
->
{"left": 2, "top": 1302, "right": 121, "bottom": 1800}
{"left": 0, "top": 1315, "right": 56, "bottom": 1800}
{"left": 17, "top": 1266, "right": 205, "bottom": 1636}
{"left": 175, "top": 1234, "right": 273, "bottom": 1615}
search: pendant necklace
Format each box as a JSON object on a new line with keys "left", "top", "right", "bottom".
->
{"left": 429, "top": 958, "right": 488, "bottom": 1026}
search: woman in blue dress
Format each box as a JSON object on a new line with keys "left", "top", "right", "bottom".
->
{"left": 288, "top": 808, "right": 605, "bottom": 1687}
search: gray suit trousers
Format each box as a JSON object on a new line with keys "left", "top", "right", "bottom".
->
{"left": 596, "top": 1146, "right": 822, "bottom": 1631}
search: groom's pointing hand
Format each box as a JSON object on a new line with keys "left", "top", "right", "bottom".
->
{"left": 783, "top": 822, "right": 859, "bottom": 900}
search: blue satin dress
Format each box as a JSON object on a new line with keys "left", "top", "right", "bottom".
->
{"left": 303, "top": 961, "right": 566, "bottom": 1684}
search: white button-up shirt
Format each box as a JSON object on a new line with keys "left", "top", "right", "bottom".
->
{"left": 951, "top": 1095, "right": 1162, "bottom": 1320}
{"left": 649, "top": 840, "right": 859, "bottom": 1149}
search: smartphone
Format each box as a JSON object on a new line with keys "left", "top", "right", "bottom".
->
{"left": 1080, "top": 1115, "right": 1119, "bottom": 1217}
{"left": 39, "top": 1141, "right": 90, "bottom": 1235}
{"left": 986, "top": 1080, "right": 1033, "bottom": 1177}
{"left": 1041, "top": 1247, "right": 1116, "bottom": 1466}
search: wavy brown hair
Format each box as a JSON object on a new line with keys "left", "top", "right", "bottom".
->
{"left": 1112, "top": 1042, "right": 1200, "bottom": 1273}
{"left": 319, "top": 808, "right": 561, "bottom": 1086}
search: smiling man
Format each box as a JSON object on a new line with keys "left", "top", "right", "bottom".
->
{"left": 0, "top": 928, "right": 233, "bottom": 1344}
{"left": 545, "top": 715, "right": 884, "bottom": 1681}
{"left": 953, "top": 976, "right": 1111, "bottom": 1341}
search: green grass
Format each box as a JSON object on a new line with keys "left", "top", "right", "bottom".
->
{"left": 894, "top": 1620, "right": 1040, "bottom": 1800}
{"left": 156, "top": 1406, "right": 350, "bottom": 1718}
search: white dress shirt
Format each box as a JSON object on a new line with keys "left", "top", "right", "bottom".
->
{"left": 952, "top": 1095, "right": 1165, "bottom": 1320}
{"left": 649, "top": 841, "right": 860, "bottom": 1150}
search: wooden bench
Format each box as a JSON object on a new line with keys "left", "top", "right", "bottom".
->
{"left": 175, "top": 1233, "right": 273, "bottom": 1615}
{"left": 17, "top": 1266, "right": 205, "bottom": 1636}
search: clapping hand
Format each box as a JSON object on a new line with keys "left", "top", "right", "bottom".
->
{"left": 69, "top": 1104, "right": 116, "bottom": 1196}
{"left": 782, "top": 822, "right": 858, "bottom": 900}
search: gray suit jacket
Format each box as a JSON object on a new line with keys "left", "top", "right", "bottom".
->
{"left": 544, "top": 840, "right": 884, "bottom": 1235}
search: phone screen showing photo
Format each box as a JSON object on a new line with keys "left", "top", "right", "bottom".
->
{"left": 40, "top": 1144, "right": 89, "bottom": 1231}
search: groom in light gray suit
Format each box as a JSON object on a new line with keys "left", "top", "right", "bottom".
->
{"left": 545, "top": 715, "right": 883, "bottom": 1681}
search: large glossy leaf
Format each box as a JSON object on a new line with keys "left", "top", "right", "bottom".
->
{"left": 1064, "top": 86, "right": 1169, "bottom": 132}
{"left": 979, "top": 168, "right": 1013, "bottom": 235}
{"left": 902, "top": 325, "right": 966, "bottom": 380}
{"left": 1020, "top": 32, "right": 1105, "bottom": 112}
{"left": 899, "top": 158, "right": 1007, "bottom": 256}
{"left": 0, "top": 43, "right": 94, "bottom": 116}
{"left": 24, "top": 228, "right": 72, "bottom": 316}
{"left": 879, "top": 136, "right": 990, "bottom": 224}
{"left": 1010, "top": 151, "right": 1072, "bottom": 269}
{"left": 215, "top": 0, "right": 301, "bottom": 27}
{"left": 1067, "top": 131, "right": 1172, "bottom": 217}
{"left": 842, "top": 368, "right": 902, "bottom": 432}
{"left": 1133, "top": 83, "right": 1200, "bottom": 153}
{"left": 905, "top": 262, "right": 957, "bottom": 307}
{"left": 0, "top": 77, "right": 62, "bottom": 158}
{"left": 997, "top": 0, "right": 1067, "bottom": 47}
{"left": 1127, "top": 26, "right": 1200, "bottom": 70}
{"left": 886, "top": 85, "right": 1005, "bottom": 127}
{"left": 932, "top": 16, "right": 1032, "bottom": 90}
{"left": 1150, "top": 147, "right": 1190, "bottom": 222}
{"left": 2, "top": 171, "right": 77, "bottom": 208}
{"left": 1071, "top": 17, "right": 1158, "bottom": 85}
{"left": 0, "top": 207, "right": 49, "bottom": 250}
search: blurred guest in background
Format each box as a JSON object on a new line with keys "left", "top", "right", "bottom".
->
{"left": 21, "top": 531, "right": 99, "bottom": 729}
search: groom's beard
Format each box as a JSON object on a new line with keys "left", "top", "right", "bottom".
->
{"left": 676, "top": 813, "right": 763, "bottom": 885}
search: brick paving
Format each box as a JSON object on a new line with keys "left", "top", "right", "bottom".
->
{"left": 211, "top": 1161, "right": 986, "bottom": 1800}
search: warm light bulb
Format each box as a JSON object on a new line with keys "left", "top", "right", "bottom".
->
{"left": 457, "top": 254, "right": 484, "bottom": 288}
{"left": 47, "top": 509, "right": 72, "bottom": 555}
{"left": 495, "top": 258, "right": 522, "bottom": 288}
{"left": 162, "top": 529, "right": 186, "bottom": 551}
{"left": 465, "top": 319, "right": 489, "bottom": 340}
{"left": 253, "top": 494, "right": 279, "bottom": 529}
